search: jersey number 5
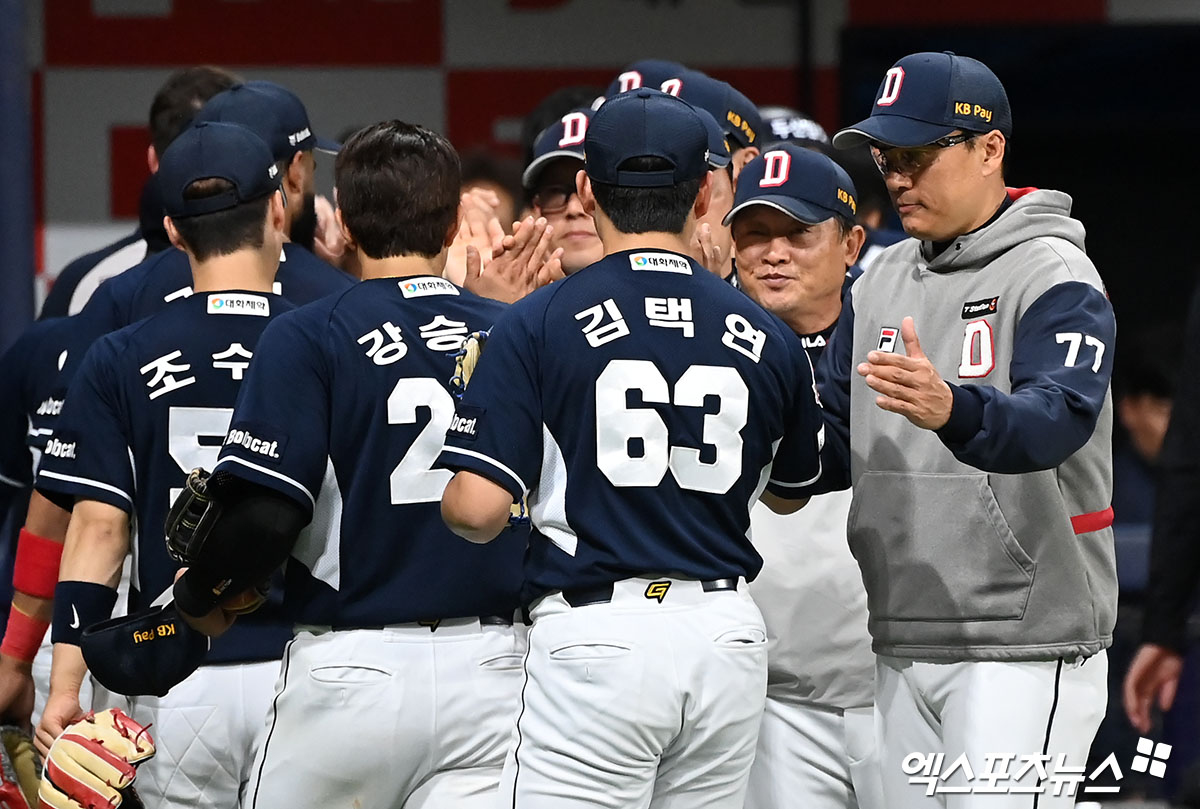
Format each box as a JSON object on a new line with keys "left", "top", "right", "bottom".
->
{"left": 595, "top": 359, "right": 748, "bottom": 494}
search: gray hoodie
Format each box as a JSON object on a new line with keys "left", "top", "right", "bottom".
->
{"left": 813, "top": 189, "right": 1117, "bottom": 661}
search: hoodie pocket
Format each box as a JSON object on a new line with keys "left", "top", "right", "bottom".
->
{"left": 847, "top": 472, "right": 1034, "bottom": 622}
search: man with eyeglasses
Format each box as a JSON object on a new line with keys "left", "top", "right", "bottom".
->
{"left": 523, "top": 107, "right": 606, "bottom": 276}
{"left": 799, "top": 51, "right": 1116, "bottom": 807}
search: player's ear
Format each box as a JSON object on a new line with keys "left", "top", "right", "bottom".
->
{"left": 979, "top": 130, "right": 1006, "bottom": 179}
{"left": 693, "top": 171, "right": 714, "bottom": 219}
{"left": 164, "top": 216, "right": 188, "bottom": 253}
{"left": 336, "top": 207, "right": 357, "bottom": 252}
{"left": 731, "top": 146, "right": 759, "bottom": 185}
{"left": 843, "top": 223, "right": 867, "bottom": 267}
{"left": 147, "top": 144, "right": 160, "bottom": 174}
{"left": 577, "top": 170, "right": 595, "bottom": 216}
{"left": 284, "top": 152, "right": 306, "bottom": 194}
{"left": 268, "top": 190, "right": 287, "bottom": 234}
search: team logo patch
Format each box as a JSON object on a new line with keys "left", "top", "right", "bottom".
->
{"left": 877, "top": 327, "right": 899, "bottom": 353}
{"left": 629, "top": 253, "right": 692, "bottom": 274}
{"left": 400, "top": 278, "right": 460, "bottom": 298}
{"left": 961, "top": 296, "right": 999, "bottom": 319}
{"left": 644, "top": 581, "right": 671, "bottom": 603}
{"left": 207, "top": 293, "right": 269, "bottom": 317}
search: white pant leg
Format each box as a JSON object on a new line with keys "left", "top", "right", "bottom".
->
{"left": 123, "top": 660, "right": 277, "bottom": 809}
{"left": 501, "top": 580, "right": 767, "bottom": 809}
{"left": 745, "top": 699, "right": 857, "bottom": 809}
{"left": 246, "top": 623, "right": 522, "bottom": 809}
{"left": 843, "top": 706, "right": 885, "bottom": 809}
{"left": 876, "top": 656, "right": 944, "bottom": 809}
{"left": 937, "top": 653, "right": 1107, "bottom": 809}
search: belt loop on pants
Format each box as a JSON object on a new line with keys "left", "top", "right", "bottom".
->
{"left": 561, "top": 577, "right": 738, "bottom": 608}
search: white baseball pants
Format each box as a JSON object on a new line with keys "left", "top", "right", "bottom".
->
{"left": 500, "top": 577, "right": 768, "bottom": 809}
{"left": 876, "top": 652, "right": 1108, "bottom": 808}
{"left": 243, "top": 620, "right": 524, "bottom": 809}
{"left": 746, "top": 699, "right": 884, "bottom": 809}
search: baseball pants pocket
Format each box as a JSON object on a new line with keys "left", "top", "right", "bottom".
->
{"left": 307, "top": 663, "right": 394, "bottom": 685}
{"left": 548, "top": 641, "right": 634, "bottom": 660}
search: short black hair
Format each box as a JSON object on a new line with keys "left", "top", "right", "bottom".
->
{"left": 335, "top": 121, "right": 461, "bottom": 259}
{"left": 590, "top": 157, "right": 702, "bottom": 235}
{"left": 460, "top": 147, "right": 523, "bottom": 206}
{"left": 148, "top": 66, "right": 241, "bottom": 159}
{"left": 170, "top": 178, "right": 270, "bottom": 262}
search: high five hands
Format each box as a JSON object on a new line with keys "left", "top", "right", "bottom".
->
{"left": 857, "top": 317, "right": 954, "bottom": 431}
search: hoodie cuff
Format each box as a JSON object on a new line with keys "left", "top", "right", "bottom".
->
{"left": 936, "top": 383, "right": 984, "bottom": 446}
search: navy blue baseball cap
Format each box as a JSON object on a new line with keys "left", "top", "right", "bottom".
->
{"left": 196, "top": 80, "right": 340, "bottom": 162}
{"left": 80, "top": 602, "right": 209, "bottom": 698}
{"left": 833, "top": 51, "right": 1012, "bottom": 149}
{"left": 586, "top": 88, "right": 709, "bottom": 188}
{"left": 696, "top": 107, "right": 732, "bottom": 170}
{"left": 158, "top": 121, "right": 281, "bottom": 218}
{"left": 675, "top": 70, "right": 764, "bottom": 151}
{"left": 523, "top": 107, "right": 593, "bottom": 189}
{"left": 724, "top": 143, "right": 857, "bottom": 226}
{"left": 603, "top": 59, "right": 689, "bottom": 99}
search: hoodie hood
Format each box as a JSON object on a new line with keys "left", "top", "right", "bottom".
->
{"left": 923, "top": 188, "right": 1085, "bottom": 273}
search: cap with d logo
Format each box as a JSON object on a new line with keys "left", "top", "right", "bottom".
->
{"left": 196, "top": 80, "right": 340, "bottom": 161}
{"left": 674, "top": 70, "right": 764, "bottom": 151}
{"left": 833, "top": 51, "right": 1012, "bottom": 149}
{"left": 523, "top": 106, "right": 594, "bottom": 189}
{"left": 603, "top": 59, "right": 689, "bottom": 99}
{"left": 724, "top": 143, "right": 858, "bottom": 226}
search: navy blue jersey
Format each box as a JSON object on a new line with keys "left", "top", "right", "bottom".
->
{"left": 35, "top": 292, "right": 295, "bottom": 664}
{"left": 436, "top": 249, "right": 823, "bottom": 601}
{"left": 215, "top": 276, "right": 525, "bottom": 628}
{"left": 0, "top": 317, "right": 85, "bottom": 489}
{"left": 40, "top": 232, "right": 147, "bottom": 320}
{"left": 82, "top": 243, "right": 353, "bottom": 335}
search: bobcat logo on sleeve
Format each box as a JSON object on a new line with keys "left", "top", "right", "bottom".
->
{"left": 448, "top": 405, "right": 485, "bottom": 441}
{"left": 223, "top": 423, "right": 287, "bottom": 462}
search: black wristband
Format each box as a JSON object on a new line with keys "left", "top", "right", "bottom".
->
{"left": 52, "top": 581, "right": 119, "bottom": 645}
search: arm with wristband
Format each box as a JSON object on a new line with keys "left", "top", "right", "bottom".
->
{"left": 0, "top": 492, "right": 71, "bottom": 730}
{"left": 35, "top": 500, "right": 127, "bottom": 758}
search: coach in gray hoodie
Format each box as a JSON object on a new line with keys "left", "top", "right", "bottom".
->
{"left": 804, "top": 52, "right": 1116, "bottom": 808}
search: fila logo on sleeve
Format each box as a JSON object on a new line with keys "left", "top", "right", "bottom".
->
{"left": 759, "top": 150, "right": 792, "bottom": 188}
{"left": 877, "top": 327, "right": 899, "bottom": 353}
{"left": 559, "top": 112, "right": 588, "bottom": 147}
{"left": 877, "top": 67, "right": 905, "bottom": 107}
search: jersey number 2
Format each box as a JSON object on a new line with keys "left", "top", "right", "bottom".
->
{"left": 595, "top": 360, "right": 748, "bottom": 494}
{"left": 387, "top": 377, "right": 455, "bottom": 504}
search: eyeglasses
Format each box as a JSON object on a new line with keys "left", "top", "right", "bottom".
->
{"left": 869, "top": 133, "right": 977, "bottom": 176}
{"left": 532, "top": 185, "right": 578, "bottom": 214}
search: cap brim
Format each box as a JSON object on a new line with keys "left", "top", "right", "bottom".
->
{"left": 313, "top": 135, "right": 341, "bottom": 154}
{"left": 522, "top": 150, "right": 584, "bottom": 189}
{"left": 723, "top": 196, "right": 838, "bottom": 227}
{"left": 832, "top": 115, "right": 955, "bottom": 149}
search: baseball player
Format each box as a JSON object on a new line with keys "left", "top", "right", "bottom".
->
{"left": 726, "top": 143, "right": 883, "bottom": 809}
{"left": 523, "top": 107, "right": 605, "bottom": 275}
{"left": 437, "top": 88, "right": 823, "bottom": 809}
{"left": 40, "top": 66, "right": 240, "bottom": 318}
{"left": 170, "top": 120, "right": 529, "bottom": 809}
{"left": 32, "top": 121, "right": 294, "bottom": 808}
{"left": 804, "top": 52, "right": 1115, "bottom": 807}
